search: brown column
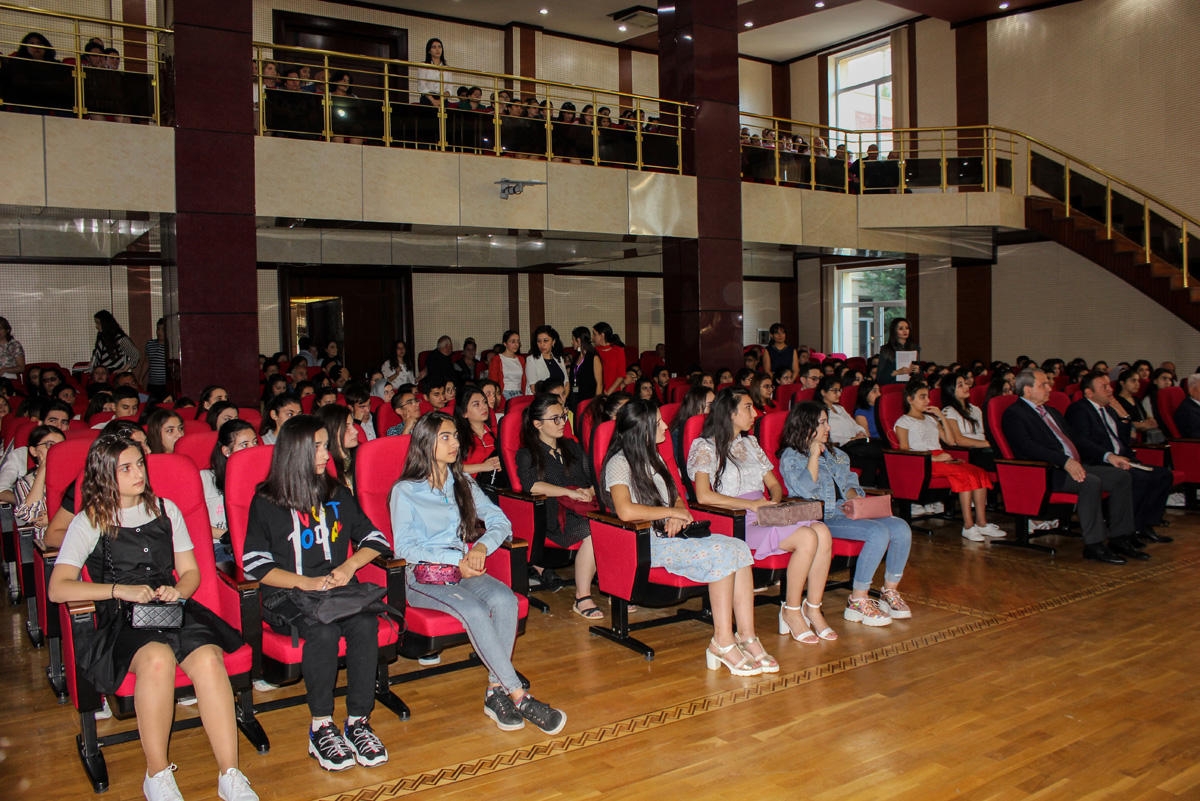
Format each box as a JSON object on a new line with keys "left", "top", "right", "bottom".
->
{"left": 519, "top": 28, "right": 537, "bottom": 98}
{"left": 905, "top": 258, "right": 920, "bottom": 337}
{"left": 507, "top": 273, "right": 520, "bottom": 332}
{"left": 165, "top": 3, "right": 259, "bottom": 404}
{"left": 624, "top": 277, "right": 639, "bottom": 356}
{"left": 771, "top": 63, "right": 790, "bottom": 120}
{"left": 528, "top": 274, "right": 545, "bottom": 330}
{"left": 659, "top": 0, "right": 744, "bottom": 372}
{"left": 779, "top": 273, "right": 798, "bottom": 342}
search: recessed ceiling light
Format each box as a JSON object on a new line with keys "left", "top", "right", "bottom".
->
{"left": 539, "top": 7, "right": 548, "bottom": 14}
{"left": 998, "top": 1, "right": 1009, "bottom": 7}
{"left": 815, "top": 1, "right": 825, "bottom": 7}
{"left": 744, "top": 20, "right": 754, "bottom": 28}
{"left": 618, "top": 24, "right": 627, "bottom": 31}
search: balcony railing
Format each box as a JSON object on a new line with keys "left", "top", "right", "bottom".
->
{"left": 0, "top": 3, "right": 168, "bottom": 124}
{"left": 254, "top": 42, "right": 690, "bottom": 174}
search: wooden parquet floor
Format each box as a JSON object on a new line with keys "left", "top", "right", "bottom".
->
{"left": 5, "top": 512, "right": 1200, "bottom": 801}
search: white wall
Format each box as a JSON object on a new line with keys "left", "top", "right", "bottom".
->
{"left": 991, "top": 240, "right": 1200, "bottom": 368}
{"left": 411, "top": 273, "right": 509, "bottom": 355}
{"left": 742, "top": 282, "right": 781, "bottom": 346}
{"left": 917, "top": 256, "right": 956, "bottom": 364}
{"left": 789, "top": 56, "right": 820, "bottom": 124}
{"left": 738, "top": 58, "right": 773, "bottom": 117}
{"left": 988, "top": 0, "right": 1200, "bottom": 218}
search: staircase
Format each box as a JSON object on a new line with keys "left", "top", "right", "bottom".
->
{"left": 1024, "top": 196, "right": 1200, "bottom": 332}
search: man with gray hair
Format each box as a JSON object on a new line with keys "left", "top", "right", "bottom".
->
{"left": 1173, "top": 374, "right": 1200, "bottom": 438}
{"left": 1002, "top": 368, "right": 1136, "bottom": 565}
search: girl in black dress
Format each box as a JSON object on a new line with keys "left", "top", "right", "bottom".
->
{"left": 49, "top": 434, "right": 258, "bottom": 801}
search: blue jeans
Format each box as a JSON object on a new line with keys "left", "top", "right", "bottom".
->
{"left": 825, "top": 515, "right": 912, "bottom": 591}
{"left": 405, "top": 570, "right": 522, "bottom": 693}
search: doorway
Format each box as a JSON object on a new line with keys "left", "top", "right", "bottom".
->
{"left": 289, "top": 295, "right": 343, "bottom": 366}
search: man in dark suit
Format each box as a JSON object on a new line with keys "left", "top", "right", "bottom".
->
{"left": 1001, "top": 369, "right": 1136, "bottom": 564}
{"left": 1174, "top": 374, "right": 1200, "bottom": 438}
{"left": 1064, "top": 372, "right": 1173, "bottom": 549}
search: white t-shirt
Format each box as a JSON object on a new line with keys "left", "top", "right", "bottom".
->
{"left": 893, "top": 415, "right": 942, "bottom": 452}
{"left": 500, "top": 354, "right": 524, "bottom": 393}
{"left": 200, "top": 469, "right": 225, "bottom": 533}
{"left": 55, "top": 499, "right": 193, "bottom": 570}
{"left": 827, "top": 404, "right": 868, "bottom": 445}
{"left": 942, "top": 405, "right": 986, "bottom": 443}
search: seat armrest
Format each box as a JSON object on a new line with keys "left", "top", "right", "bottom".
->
{"left": 689, "top": 502, "right": 746, "bottom": 519}
{"left": 66, "top": 599, "right": 97, "bottom": 616}
{"left": 863, "top": 488, "right": 891, "bottom": 496}
{"left": 494, "top": 488, "right": 547, "bottom": 503}
{"left": 586, "top": 511, "right": 655, "bottom": 532}
{"left": 881, "top": 447, "right": 933, "bottom": 458}
{"left": 372, "top": 556, "right": 407, "bottom": 570}
{"left": 217, "top": 570, "right": 260, "bottom": 593}
{"left": 994, "top": 458, "right": 1055, "bottom": 468}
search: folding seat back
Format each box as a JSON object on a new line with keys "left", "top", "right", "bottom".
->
{"left": 879, "top": 382, "right": 905, "bottom": 396}
{"left": 927, "top": 388, "right": 942, "bottom": 409}
{"left": 1047, "top": 391, "right": 1070, "bottom": 416}
{"left": 756, "top": 410, "right": 789, "bottom": 487}
{"left": 839, "top": 384, "right": 859, "bottom": 416}
{"left": 774, "top": 384, "right": 808, "bottom": 409}
{"left": 505, "top": 393, "right": 534, "bottom": 422}
{"left": 659, "top": 402, "right": 681, "bottom": 428}
{"left": 65, "top": 425, "right": 100, "bottom": 443}
{"left": 969, "top": 383, "right": 990, "bottom": 408}
{"left": 1157, "top": 386, "right": 1185, "bottom": 438}
{"left": 175, "top": 431, "right": 218, "bottom": 470}
{"left": 667, "top": 377, "right": 692, "bottom": 404}
{"left": 876, "top": 391, "right": 905, "bottom": 449}
{"left": 375, "top": 401, "right": 401, "bottom": 435}
{"left": 181, "top": 417, "right": 210, "bottom": 437}
{"left": 300, "top": 394, "right": 316, "bottom": 413}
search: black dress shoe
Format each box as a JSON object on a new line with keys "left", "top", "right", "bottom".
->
{"left": 1137, "top": 528, "right": 1173, "bottom": 544}
{"left": 1109, "top": 538, "right": 1151, "bottom": 560}
{"left": 1082, "top": 544, "right": 1126, "bottom": 565}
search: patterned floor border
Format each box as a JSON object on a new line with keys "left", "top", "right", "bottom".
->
{"left": 314, "top": 552, "right": 1200, "bottom": 801}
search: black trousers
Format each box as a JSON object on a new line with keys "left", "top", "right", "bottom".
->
{"left": 1051, "top": 463, "right": 1134, "bottom": 545}
{"left": 291, "top": 612, "right": 380, "bottom": 718}
{"left": 841, "top": 438, "right": 885, "bottom": 487}
{"left": 1131, "top": 464, "right": 1173, "bottom": 531}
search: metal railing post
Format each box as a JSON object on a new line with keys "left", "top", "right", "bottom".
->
{"left": 1182, "top": 220, "right": 1190, "bottom": 288}
{"left": 1105, "top": 182, "right": 1112, "bottom": 240}
{"left": 382, "top": 62, "right": 392, "bottom": 147}
{"left": 1064, "top": 160, "right": 1071, "bottom": 218}
{"left": 1144, "top": 202, "right": 1152, "bottom": 264}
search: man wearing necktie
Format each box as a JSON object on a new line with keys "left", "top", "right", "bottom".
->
{"left": 1065, "top": 371, "right": 1173, "bottom": 550}
{"left": 1001, "top": 369, "right": 1136, "bottom": 564}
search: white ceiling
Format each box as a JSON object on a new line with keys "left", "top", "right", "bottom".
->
{"left": 351, "top": 0, "right": 920, "bottom": 62}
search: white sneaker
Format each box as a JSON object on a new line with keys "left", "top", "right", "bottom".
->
{"left": 218, "top": 768, "right": 259, "bottom": 801}
{"left": 94, "top": 696, "right": 113, "bottom": 720}
{"left": 910, "top": 504, "right": 926, "bottom": 517}
{"left": 252, "top": 679, "right": 279, "bottom": 692}
{"left": 1028, "top": 519, "right": 1058, "bottom": 533}
{"left": 961, "top": 526, "right": 986, "bottom": 542}
{"left": 144, "top": 764, "right": 184, "bottom": 801}
{"left": 1167, "top": 492, "right": 1186, "bottom": 508}
{"left": 977, "top": 523, "right": 1006, "bottom": 539}
{"left": 417, "top": 653, "right": 442, "bottom": 666}
{"left": 928, "top": 502, "right": 946, "bottom": 514}
{"left": 177, "top": 695, "right": 198, "bottom": 707}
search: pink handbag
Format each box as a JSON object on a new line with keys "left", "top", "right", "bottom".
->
{"left": 841, "top": 493, "right": 893, "bottom": 519}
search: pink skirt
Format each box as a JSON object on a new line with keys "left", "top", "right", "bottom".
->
{"left": 739, "top": 491, "right": 817, "bottom": 559}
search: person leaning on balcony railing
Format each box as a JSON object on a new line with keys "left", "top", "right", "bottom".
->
{"left": 414, "top": 37, "right": 450, "bottom": 106}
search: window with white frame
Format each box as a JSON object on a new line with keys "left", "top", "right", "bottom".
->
{"left": 834, "top": 265, "right": 906, "bottom": 358}
{"left": 830, "top": 39, "right": 893, "bottom": 158}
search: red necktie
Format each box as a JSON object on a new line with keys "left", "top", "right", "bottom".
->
{"left": 1037, "top": 405, "right": 1080, "bottom": 462}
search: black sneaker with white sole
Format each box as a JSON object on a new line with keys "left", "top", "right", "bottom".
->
{"left": 484, "top": 687, "right": 525, "bottom": 731}
{"left": 515, "top": 694, "right": 566, "bottom": 735}
{"left": 344, "top": 717, "right": 389, "bottom": 766}
{"left": 309, "top": 721, "right": 355, "bottom": 771}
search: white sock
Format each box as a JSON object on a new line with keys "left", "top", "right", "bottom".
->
{"left": 311, "top": 716, "right": 333, "bottom": 732}
{"left": 346, "top": 715, "right": 366, "bottom": 726}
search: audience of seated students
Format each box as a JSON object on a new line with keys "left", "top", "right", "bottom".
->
{"left": 381, "top": 340, "right": 416, "bottom": 390}
{"left": 386, "top": 383, "right": 422, "bottom": 436}
{"left": 261, "top": 393, "right": 301, "bottom": 445}
{"left": 817, "top": 375, "right": 883, "bottom": 487}
{"left": 515, "top": 393, "right": 598, "bottom": 613}
{"left": 746, "top": 372, "right": 776, "bottom": 414}
{"left": 201, "top": 418, "right": 258, "bottom": 566}
{"left": 1065, "top": 371, "right": 1173, "bottom": 548}
{"left": 488, "top": 330, "right": 526, "bottom": 400}
{"left": 260, "top": 375, "right": 289, "bottom": 411}
{"left": 145, "top": 407, "right": 185, "bottom": 454}
{"left": 601, "top": 399, "right": 768, "bottom": 675}
{"left": 1173, "top": 374, "right": 1200, "bottom": 438}
{"left": 49, "top": 432, "right": 261, "bottom": 801}
{"left": 687, "top": 388, "right": 833, "bottom": 652}
{"left": 524, "top": 325, "right": 568, "bottom": 394}
{"left": 453, "top": 385, "right": 503, "bottom": 482}
{"left": 243, "top": 415, "right": 393, "bottom": 771}
{"left": 390, "top": 412, "right": 567, "bottom": 734}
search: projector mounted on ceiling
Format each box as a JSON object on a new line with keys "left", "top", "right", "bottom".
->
{"left": 609, "top": 6, "right": 659, "bottom": 30}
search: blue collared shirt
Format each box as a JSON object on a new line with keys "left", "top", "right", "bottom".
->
{"left": 389, "top": 472, "right": 511, "bottom": 565}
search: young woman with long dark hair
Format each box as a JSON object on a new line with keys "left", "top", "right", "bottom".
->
{"left": 524, "top": 325, "right": 568, "bottom": 395}
{"left": 569, "top": 326, "right": 601, "bottom": 409}
{"left": 516, "top": 393, "right": 599, "bottom": 618}
{"left": 778, "top": 402, "right": 912, "bottom": 627}
{"left": 316, "top": 404, "right": 360, "bottom": 493}
{"left": 390, "top": 413, "right": 567, "bottom": 734}
{"left": 201, "top": 420, "right": 258, "bottom": 566}
{"left": 242, "top": 416, "right": 393, "bottom": 771}
{"left": 452, "top": 385, "right": 503, "bottom": 479}
{"left": 145, "top": 408, "right": 185, "bottom": 455}
{"left": 688, "top": 388, "right": 833, "bottom": 648}
{"left": 50, "top": 434, "right": 259, "bottom": 801}
{"left": 600, "top": 399, "right": 765, "bottom": 676}
{"left": 91, "top": 309, "right": 141, "bottom": 372}
{"left": 876, "top": 317, "right": 919, "bottom": 384}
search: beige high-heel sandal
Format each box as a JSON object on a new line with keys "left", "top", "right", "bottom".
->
{"left": 778, "top": 602, "right": 819, "bottom": 644}
{"left": 704, "top": 639, "right": 763, "bottom": 677}
{"left": 802, "top": 599, "right": 838, "bottom": 640}
{"left": 736, "top": 635, "right": 780, "bottom": 672}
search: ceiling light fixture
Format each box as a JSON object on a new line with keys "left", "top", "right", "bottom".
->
{"left": 539, "top": 7, "right": 548, "bottom": 14}
{"left": 998, "top": 1, "right": 1009, "bottom": 7}
{"left": 744, "top": 20, "right": 754, "bottom": 27}
{"left": 618, "top": 24, "right": 627, "bottom": 31}
{"left": 815, "top": 1, "right": 825, "bottom": 7}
